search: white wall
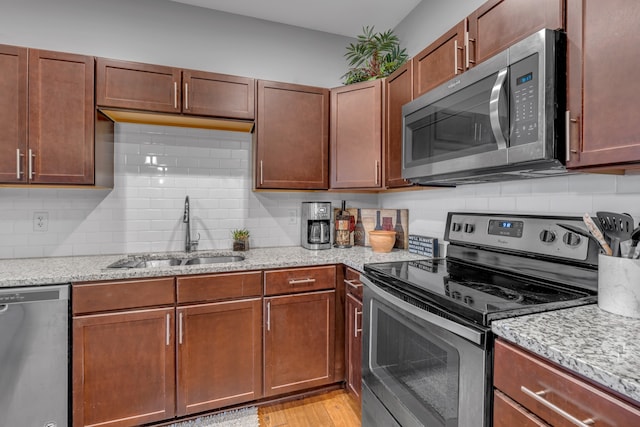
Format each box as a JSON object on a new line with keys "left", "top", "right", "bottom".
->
{"left": 0, "top": 0, "right": 351, "bottom": 88}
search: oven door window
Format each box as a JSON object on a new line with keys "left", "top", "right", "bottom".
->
{"left": 363, "top": 285, "right": 488, "bottom": 427}
{"left": 404, "top": 72, "right": 509, "bottom": 168}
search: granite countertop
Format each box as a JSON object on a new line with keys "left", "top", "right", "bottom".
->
{"left": 0, "top": 246, "right": 428, "bottom": 288}
{"left": 492, "top": 304, "right": 640, "bottom": 405}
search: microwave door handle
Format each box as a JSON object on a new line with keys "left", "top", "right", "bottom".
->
{"left": 489, "top": 68, "right": 509, "bottom": 150}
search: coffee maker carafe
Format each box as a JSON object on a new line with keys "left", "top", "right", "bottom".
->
{"left": 301, "top": 202, "right": 331, "bottom": 250}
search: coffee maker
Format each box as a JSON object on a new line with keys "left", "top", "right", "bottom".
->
{"left": 301, "top": 202, "right": 332, "bottom": 250}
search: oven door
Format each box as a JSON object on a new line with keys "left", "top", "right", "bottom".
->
{"left": 361, "top": 275, "right": 490, "bottom": 427}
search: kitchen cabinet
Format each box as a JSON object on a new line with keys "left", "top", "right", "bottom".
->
{"left": 493, "top": 338, "right": 640, "bottom": 427}
{"left": 412, "top": 20, "right": 468, "bottom": 98}
{"left": 255, "top": 80, "right": 329, "bottom": 190}
{"left": 468, "top": 0, "right": 564, "bottom": 67}
{"left": 73, "top": 272, "right": 263, "bottom": 427}
{"left": 0, "top": 45, "right": 98, "bottom": 185}
{"left": 565, "top": 0, "right": 640, "bottom": 171}
{"left": 344, "top": 267, "right": 363, "bottom": 402}
{"left": 176, "top": 271, "right": 263, "bottom": 416}
{"left": 96, "top": 58, "right": 255, "bottom": 119}
{"left": 385, "top": 62, "right": 413, "bottom": 188}
{"left": 72, "top": 278, "right": 176, "bottom": 427}
{"left": 330, "top": 80, "right": 383, "bottom": 189}
{"left": 263, "top": 265, "right": 337, "bottom": 397}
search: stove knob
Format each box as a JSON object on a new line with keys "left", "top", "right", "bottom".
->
{"left": 539, "top": 229, "right": 556, "bottom": 243}
{"left": 563, "top": 232, "right": 582, "bottom": 247}
{"left": 464, "top": 223, "right": 475, "bottom": 233}
{"left": 451, "top": 222, "right": 462, "bottom": 232}
{"left": 451, "top": 290, "right": 462, "bottom": 300}
{"left": 463, "top": 295, "right": 474, "bottom": 306}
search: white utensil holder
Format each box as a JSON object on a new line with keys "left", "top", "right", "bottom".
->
{"left": 598, "top": 254, "right": 640, "bottom": 319}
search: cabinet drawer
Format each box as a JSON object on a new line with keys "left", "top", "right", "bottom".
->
{"left": 72, "top": 278, "right": 175, "bottom": 315}
{"left": 177, "top": 271, "right": 262, "bottom": 304}
{"left": 344, "top": 267, "right": 363, "bottom": 300}
{"left": 494, "top": 390, "right": 549, "bottom": 427}
{"left": 264, "top": 265, "right": 336, "bottom": 296}
{"left": 494, "top": 339, "right": 640, "bottom": 427}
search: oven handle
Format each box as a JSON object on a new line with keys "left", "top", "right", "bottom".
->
{"left": 489, "top": 68, "right": 508, "bottom": 151}
{"left": 361, "top": 275, "right": 484, "bottom": 346}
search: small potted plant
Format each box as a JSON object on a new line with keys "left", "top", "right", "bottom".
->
{"left": 231, "top": 228, "right": 250, "bottom": 251}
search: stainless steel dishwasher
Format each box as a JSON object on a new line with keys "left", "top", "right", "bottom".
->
{"left": 0, "top": 284, "right": 70, "bottom": 427}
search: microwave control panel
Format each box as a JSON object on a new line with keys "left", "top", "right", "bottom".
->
{"left": 511, "top": 53, "right": 539, "bottom": 146}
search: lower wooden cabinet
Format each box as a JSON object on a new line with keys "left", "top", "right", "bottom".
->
{"left": 263, "top": 290, "right": 336, "bottom": 397}
{"left": 72, "top": 307, "right": 176, "bottom": 427}
{"left": 176, "top": 298, "right": 262, "bottom": 416}
{"left": 494, "top": 338, "right": 640, "bottom": 427}
{"left": 344, "top": 267, "right": 363, "bottom": 402}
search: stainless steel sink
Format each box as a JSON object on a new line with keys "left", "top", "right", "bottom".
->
{"left": 107, "top": 254, "right": 245, "bottom": 269}
{"left": 184, "top": 256, "right": 245, "bottom": 265}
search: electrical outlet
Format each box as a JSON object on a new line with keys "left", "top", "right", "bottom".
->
{"left": 287, "top": 209, "right": 298, "bottom": 225}
{"left": 33, "top": 211, "right": 49, "bottom": 232}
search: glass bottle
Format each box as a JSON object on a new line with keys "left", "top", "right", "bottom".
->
{"left": 354, "top": 208, "right": 365, "bottom": 246}
{"left": 394, "top": 210, "right": 405, "bottom": 248}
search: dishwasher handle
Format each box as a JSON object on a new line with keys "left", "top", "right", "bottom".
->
{"left": 0, "top": 284, "right": 69, "bottom": 305}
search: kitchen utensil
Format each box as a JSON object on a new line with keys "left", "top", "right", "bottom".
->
{"left": 595, "top": 211, "right": 634, "bottom": 255}
{"left": 631, "top": 226, "right": 640, "bottom": 244}
{"left": 583, "top": 213, "right": 613, "bottom": 256}
{"left": 620, "top": 239, "right": 634, "bottom": 258}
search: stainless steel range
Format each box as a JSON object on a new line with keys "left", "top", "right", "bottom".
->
{"left": 360, "top": 212, "right": 600, "bottom": 427}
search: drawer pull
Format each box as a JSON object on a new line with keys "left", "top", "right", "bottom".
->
{"left": 520, "top": 386, "right": 595, "bottom": 427}
{"left": 178, "top": 312, "right": 184, "bottom": 345}
{"left": 266, "top": 301, "right": 271, "bottom": 331}
{"left": 345, "top": 279, "right": 363, "bottom": 289}
{"left": 166, "top": 313, "right": 171, "bottom": 346}
{"left": 354, "top": 307, "right": 362, "bottom": 338}
{"left": 288, "top": 278, "right": 316, "bottom": 285}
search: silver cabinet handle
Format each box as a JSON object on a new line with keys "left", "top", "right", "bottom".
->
{"left": 184, "top": 82, "right": 189, "bottom": 111}
{"left": 354, "top": 307, "right": 362, "bottom": 338}
{"left": 520, "top": 386, "right": 595, "bottom": 427}
{"left": 16, "top": 149, "right": 22, "bottom": 179}
{"left": 465, "top": 31, "right": 470, "bottom": 69}
{"left": 489, "top": 68, "right": 509, "bottom": 150}
{"left": 565, "top": 110, "right": 571, "bottom": 162}
{"left": 375, "top": 160, "right": 380, "bottom": 186}
{"left": 28, "top": 149, "right": 34, "bottom": 178}
{"left": 166, "top": 313, "right": 171, "bottom": 346}
{"left": 345, "top": 279, "right": 363, "bottom": 289}
{"left": 289, "top": 278, "right": 316, "bottom": 285}
{"left": 178, "top": 312, "right": 184, "bottom": 345}
{"left": 454, "top": 40, "right": 459, "bottom": 75}
{"left": 260, "top": 160, "right": 264, "bottom": 185}
{"left": 173, "top": 81, "right": 178, "bottom": 109}
{"left": 266, "top": 301, "right": 271, "bottom": 331}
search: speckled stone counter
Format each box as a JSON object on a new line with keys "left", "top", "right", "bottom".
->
{"left": 492, "top": 305, "right": 640, "bottom": 405}
{"left": 0, "top": 246, "right": 428, "bottom": 288}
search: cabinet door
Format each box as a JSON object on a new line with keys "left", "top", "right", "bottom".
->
{"left": 468, "top": 0, "right": 564, "bottom": 66}
{"left": 412, "top": 20, "right": 466, "bottom": 98}
{"left": 345, "top": 293, "right": 362, "bottom": 401}
{"left": 29, "top": 49, "right": 95, "bottom": 184}
{"left": 330, "top": 80, "right": 383, "bottom": 189}
{"left": 566, "top": 0, "right": 640, "bottom": 170}
{"left": 182, "top": 70, "right": 255, "bottom": 119}
{"left": 256, "top": 80, "right": 329, "bottom": 189}
{"left": 177, "top": 298, "right": 262, "bottom": 416}
{"left": 0, "top": 44, "right": 27, "bottom": 184}
{"left": 72, "top": 308, "right": 175, "bottom": 427}
{"left": 385, "top": 62, "right": 413, "bottom": 188}
{"left": 264, "top": 290, "right": 335, "bottom": 397}
{"left": 96, "top": 58, "right": 181, "bottom": 113}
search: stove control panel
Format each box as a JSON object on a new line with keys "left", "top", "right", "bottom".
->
{"left": 446, "top": 213, "right": 590, "bottom": 261}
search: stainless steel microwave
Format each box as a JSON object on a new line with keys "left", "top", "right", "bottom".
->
{"left": 402, "top": 29, "right": 566, "bottom": 186}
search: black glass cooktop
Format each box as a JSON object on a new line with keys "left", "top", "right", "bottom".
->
{"left": 363, "top": 258, "right": 597, "bottom": 326}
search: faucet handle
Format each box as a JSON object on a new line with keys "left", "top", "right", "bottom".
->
{"left": 190, "top": 233, "right": 201, "bottom": 251}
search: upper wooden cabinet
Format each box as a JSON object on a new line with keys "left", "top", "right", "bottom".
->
{"left": 330, "top": 80, "right": 383, "bottom": 189}
{"left": 566, "top": 0, "right": 640, "bottom": 171}
{"left": 385, "top": 62, "right": 413, "bottom": 188}
{"left": 0, "top": 45, "right": 98, "bottom": 185}
{"left": 96, "top": 58, "right": 255, "bottom": 120}
{"left": 255, "top": 80, "right": 329, "bottom": 190}
{"left": 413, "top": 20, "right": 468, "bottom": 98}
{"left": 468, "top": 0, "right": 564, "bottom": 66}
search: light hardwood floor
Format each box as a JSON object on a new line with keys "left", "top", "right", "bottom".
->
{"left": 259, "top": 389, "right": 361, "bottom": 427}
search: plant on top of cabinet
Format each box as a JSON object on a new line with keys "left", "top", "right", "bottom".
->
{"left": 342, "top": 26, "right": 408, "bottom": 85}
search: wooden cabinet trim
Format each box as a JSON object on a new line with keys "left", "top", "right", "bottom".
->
{"left": 72, "top": 277, "right": 175, "bottom": 315}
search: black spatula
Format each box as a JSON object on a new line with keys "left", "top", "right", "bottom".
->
{"left": 595, "top": 211, "right": 634, "bottom": 256}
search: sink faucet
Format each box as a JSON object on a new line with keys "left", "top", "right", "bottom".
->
{"left": 183, "top": 196, "right": 199, "bottom": 252}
